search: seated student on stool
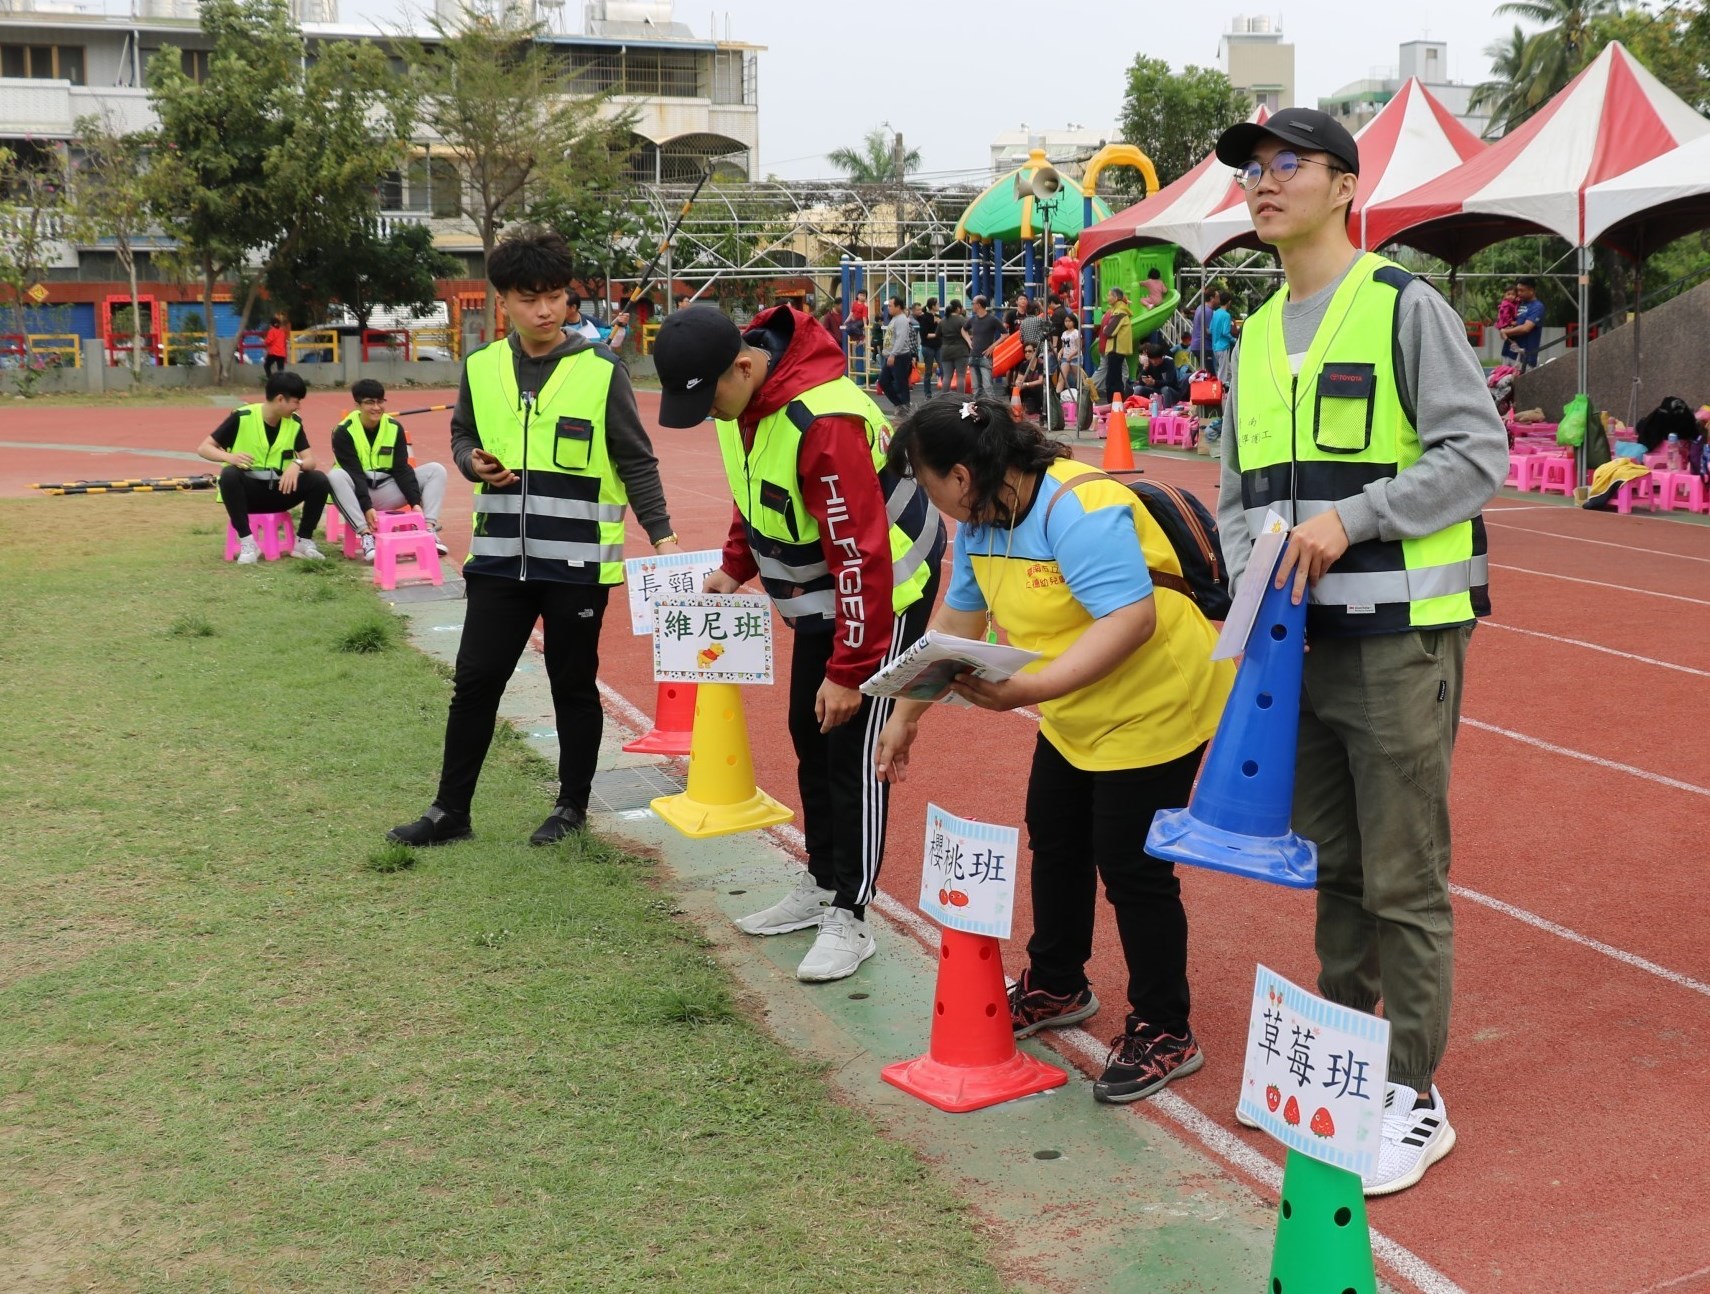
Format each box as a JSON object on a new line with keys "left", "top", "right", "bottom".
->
{"left": 197, "top": 370, "right": 329, "bottom": 563}
{"left": 327, "top": 378, "right": 449, "bottom": 562}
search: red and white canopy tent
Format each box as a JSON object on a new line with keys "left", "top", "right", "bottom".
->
{"left": 1075, "top": 107, "right": 1267, "bottom": 266}
{"left": 1198, "top": 78, "right": 1488, "bottom": 259}
{"left": 1583, "top": 130, "right": 1710, "bottom": 253}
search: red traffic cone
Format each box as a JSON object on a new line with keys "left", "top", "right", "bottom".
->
{"left": 1102, "top": 405, "right": 1135, "bottom": 471}
{"left": 622, "top": 681, "right": 697, "bottom": 755}
{"left": 881, "top": 928, "right": 1068, "bottom": 1113}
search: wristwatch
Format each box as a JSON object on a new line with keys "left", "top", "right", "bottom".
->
{"left": 654, "top": 533, "right": 679, "bottom": 548}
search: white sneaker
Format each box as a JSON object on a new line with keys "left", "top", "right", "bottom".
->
{"left": 291, "top": 537, "right": 326, "bottom": 561}
{"left": 1363, "top": 1082, "right": 1455, "bottom": 1197}
{"left": 359, "top": 532, "right": 376, "bottom": 564}
{"left": 236, "top": 535, "right": 261, "bottom": 565}
{"left": 734, "top": 871, "right": 835, "bottom": 936}
{"left": 796, "top": 907, "right": 875, "bottom": 983}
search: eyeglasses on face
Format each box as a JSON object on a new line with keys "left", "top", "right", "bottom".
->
{"left": 358, "top": 398, "right": 387, "bottom": 407}
{"left": 1237, "top": 151, "right": 1343, "bottom": 191}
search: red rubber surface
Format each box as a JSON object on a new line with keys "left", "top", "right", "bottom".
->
{"left": 9, "top": 392, "right": 1710, "bottom": 1294}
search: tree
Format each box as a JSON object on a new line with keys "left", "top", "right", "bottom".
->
{"left": 1492, "top": 0, "right": 1621, "bottom": 115}
{"left": 148, "top": 0, "right": 416, "bottom": 380}
{"left": 1117, "top": 57, "right": 1252, "bottom": 190}
{"left": 404, "top": 7, "right": 637, "bottom": 336}
{"left": 526, "top": 185, "right": 661, "bottom": 304}
{"left": 72, "top": 115, "right": 153, "bottom": 372}
{"left": 1586, "top": 4, "right": 1710, "bottom": 113}
{"left": 265, "top": 221, "right": 460, "bottom": 329}
{"left": 1469, "top": 26, "right": 1548, "bottom": 138}
{"left": 826, "top": 129, "right": 920, "bottom": 183}
{"left": 0, "top": 141, "right": 73, "bottom": 336}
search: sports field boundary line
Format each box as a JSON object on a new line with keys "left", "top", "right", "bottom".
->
{"left": 1460, "top": 717, "right": 1710, "bottom": 797}
{"left": 1491, "top": 564, "right": 1710, "bottom": 607}
{"left": 1484, "top": 517, "right": 1710, "bottom": 562}
{"left": 1628, "top": 1263, "right": 1710, "bottom": 1294}
{"left": 1482, "top": 621, "right": 1710, "bottom": 678}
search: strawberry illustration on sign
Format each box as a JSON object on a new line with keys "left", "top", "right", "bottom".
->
{"left": 1283, "top": 1095, "right": 1301, "bottom": 1126}
{"left": 1310, "top": 1107, "right": 1335, "bottom": 1138}
{"left": 1265, "top": 1084, "right": 1282, "bottom": 1113}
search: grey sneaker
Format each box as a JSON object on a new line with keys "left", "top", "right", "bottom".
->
{"left": 796, "top": 907, "right": 875, "bottom": 982}
{"left": 359, "top": 532, "right": 376, "bottom": 563}
{"left": 734, "top": 871, "right": 835, "bottom": 936}
{"left": 236, "top": 535, "right": 261, "bottom": 565}
{"left": 291, "top": 536, "right": 325, "bottom": 560}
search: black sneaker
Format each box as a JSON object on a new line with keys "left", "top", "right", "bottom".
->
{"left": 1093, "top": 1023, "right": 1204, "bottom": 1104}
{"left": 386, "top": 805, "right": 472, "bottom": 847}
{"left": 1008, "top": 969, "right": 1101, "bottom": 1039}
{"left": 529, "top": 805, "right": 586, "bottom": 846}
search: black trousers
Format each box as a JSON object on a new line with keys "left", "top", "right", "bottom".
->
{"left": 263, "top": 355, "right": 286, "bottom": 378}
{"left": 788, "top": 566, "right": 939, "bottom": 918}
{"left": 1024, "top": 734, "right": 1206, "bottom": 1035}
{"left": 434, "top": 573, "right": 610, "bottom": 819}
{"left": 218, "top": 465, "right": 328, "bottom": 538}
{"left": 877, "top": 353, "right": 914, "bottom": 408}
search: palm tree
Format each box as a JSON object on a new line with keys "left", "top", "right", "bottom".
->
{"left": 1494, "top": 0, "right": 1620, "bottom": 103}
{"left": 825, "top": 128, "right": 920, "bottom": 183}
{"left": 1470, "top": 25, "right": 1547, "bottom": 137}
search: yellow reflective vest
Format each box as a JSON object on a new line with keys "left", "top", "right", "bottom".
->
{"left": 336, "top": 411, "right": 405, "bottom": 482}
{"left": 231, "top": 404, "right": 304, "bottom": 480}
{"left": 1233, "top": 253, "right": 1490, "bottom": 636}
{"left": 464, "top": 340, "right": 629, "bottom": 584}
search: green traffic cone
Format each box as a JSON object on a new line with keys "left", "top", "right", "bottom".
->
{"left": 1267, "top": 1150, "right": 1376, "bottom": 1294}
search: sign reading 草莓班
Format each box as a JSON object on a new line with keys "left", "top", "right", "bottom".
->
{"left": 651, "top": 593, "right": 774, "bottom": 685}
{"left": 1238, "top": 965, "right": 1390, "bottom": 1178}
{"left": 624, "top": 548, "right": 726, "bottom": 636}
{"left": 918, "top": 804, "right": 1019, "bottom": 940}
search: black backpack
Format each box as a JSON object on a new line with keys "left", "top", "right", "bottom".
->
{"left": 1636, "top": 396, "right": 1696, "bottom": 451}
{"left": 1044, "top": 470, "right": 1233, "bottom": 621}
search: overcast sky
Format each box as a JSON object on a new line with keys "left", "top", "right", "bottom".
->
{"left": 352, "top": 0, "right": 1525, "bottom": 179}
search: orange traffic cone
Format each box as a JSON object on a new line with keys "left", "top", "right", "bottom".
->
{"left": 881, "top": 928, "right": 1069, "bottom": 1113}
{"left": 1102, "top": 404, "right": 1136, "bottom": 471}
{"left": 622, "top": 681, "right": 697, "bottom": 755}
{"left": 651, "top": 682, "right": 793, "bottom": 838}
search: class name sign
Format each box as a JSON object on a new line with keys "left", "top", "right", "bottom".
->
{"left": 651, "top": 593, "right": 775, "bottom": 685}
{"left": 918, "top": 804, "right": 1019, "bottom": 940}
{"left": 1237, "top": 965, "right": 1390, "bottom": 1178}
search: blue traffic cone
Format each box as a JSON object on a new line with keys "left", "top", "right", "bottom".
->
{"left": 1146, "top": 560, "right": 1317, "bottom": 888}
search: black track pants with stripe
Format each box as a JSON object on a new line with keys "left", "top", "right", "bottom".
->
{"left": 787, "top": 564, "right": 940, "bottom": 919}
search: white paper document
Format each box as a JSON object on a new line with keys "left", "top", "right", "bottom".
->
{"left": 1211, "top": 510, "right": 1290, "bottom": 661}
{"left": 859, "top": 631, "right": 1042, "bottom": 706}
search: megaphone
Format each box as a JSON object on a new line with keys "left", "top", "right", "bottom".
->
{"left": 1030, "top": 165, "right": 1063, "bottom": 200}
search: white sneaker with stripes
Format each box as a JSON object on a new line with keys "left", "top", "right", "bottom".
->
{"left": 734, "top": 870, "right": 834, "bottom": 936}
{"left": 1363, "top": 1082, "right": 1455, "bottom": 1196}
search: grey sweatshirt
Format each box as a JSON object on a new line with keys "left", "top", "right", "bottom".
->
{"left": 449, "top": 330, "right": 672, "bottom": 544}
{"left": 884, "top": 312, "right": 918, "bottom": 358}
{"left": 1216, "top": 258, "right": 1508, "bottom": 597}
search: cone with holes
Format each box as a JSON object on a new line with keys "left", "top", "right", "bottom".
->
{"left": 1145, "top": 548, "right": 1317, "bottom": 887}
{"left": 651, "top": 682, "right": 793, "bottom": 838}
{"left": 622, "top": 681, "right": 698, "bottom": 755}
{"left": 1269, "top": 1151, "right": 1377, "bottom": 1294}
{"left": 881, "top": 928, "right": 1068, "bottom": 1113}
{"left": 1101, "top": 404, "right": 1135, "bottom": 471}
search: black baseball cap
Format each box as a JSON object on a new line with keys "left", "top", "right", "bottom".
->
{"left": 653, "top": 306, "right": 744, "bottom": 427}
{"left": 1215, "top": 107, "right": 1361, "bottom": 177}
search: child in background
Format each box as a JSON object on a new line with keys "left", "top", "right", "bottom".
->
{"left": 1496, "top": 286, "right": 1518, "bottom": 363}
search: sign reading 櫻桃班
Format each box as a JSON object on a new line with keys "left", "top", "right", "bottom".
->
{"left": 624, "top": 548, "right": 726, "bottom": 636}
{"left": 918, "top": 804, "right": 1019, "bottom": 940}
{"left": 1238, "top": 965, "right": 1390, "bottom": 1178}
{"left": 651, "top": 593, "right": 774, "bottom": 685}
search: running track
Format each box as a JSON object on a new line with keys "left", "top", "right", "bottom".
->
{"left": 8, "top": 389, "right": 1709, "bottom": 1294}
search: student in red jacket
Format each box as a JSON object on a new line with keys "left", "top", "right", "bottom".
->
{"left": 263, "top": 314, "right": 289, "bottom": 378}
{"left": 653, "top": 305, "right": 946, "bottom": 982}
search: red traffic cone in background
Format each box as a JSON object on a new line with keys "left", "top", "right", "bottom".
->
{"left": 1102, "top": 404, "right": 1135, "bottom": 471}
{"left": 881, "top": 928, "right": 1068, "bottom": 1113}
{"left": 623, "top": 681, "right": 697, "bottom": 755}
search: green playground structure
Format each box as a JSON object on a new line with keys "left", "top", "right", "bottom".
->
{"left": 1088, "top": 245, "right": 1182, "bottom": 347}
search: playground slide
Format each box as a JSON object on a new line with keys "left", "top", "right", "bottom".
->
{"left": 1127, "top": 289, "right": 1181, "bottom": 344}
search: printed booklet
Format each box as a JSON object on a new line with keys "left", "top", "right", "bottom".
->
{"left": 860, "top": 631, "right": 1042, "bottom": 706}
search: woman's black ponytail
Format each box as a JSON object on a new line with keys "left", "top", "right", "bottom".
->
{"left": 886, "top": 393, "right": 1070, "bottom": 524}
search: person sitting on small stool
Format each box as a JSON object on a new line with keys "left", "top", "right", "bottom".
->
{"left": 326, "top": 379, "right": 449, "bottom": 562}
{"left": 197, "top": 370, "right": 329, "bottom": 563}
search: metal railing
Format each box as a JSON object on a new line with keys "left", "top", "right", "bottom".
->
{"left": 26, "top": 333, "right": 82, "bottom": 368}
{"left": 1532, "top": 258, "right": 1710, "bottom": 365}
{"left": 288, "top": 329, "right": 340, "bottom": 364}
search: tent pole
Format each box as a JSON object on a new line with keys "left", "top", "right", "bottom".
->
{"left": 1628, "top": 234, "right": 1644, "bottom": 428}
{"left": 1577, "top": 243, "right": 1590, "bottom": 490}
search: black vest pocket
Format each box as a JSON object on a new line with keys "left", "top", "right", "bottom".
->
{"left": 1312, "top": 363, "right": 1377, "bottom": 454}
{"left": 553, "top": 417, "right": 594, "bottom": 470}
{"left": 758, "top": 479, "right": 799, "bottom": 540}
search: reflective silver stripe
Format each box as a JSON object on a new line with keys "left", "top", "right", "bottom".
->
{"left": 775, "top": 589, "right": 836, "bottom": 618}
{"left": 1244, "top": 499, "right": 1342, "bottom": 536}
{"left": 885, "top": 476, "right": 919, "bottom": 524}
{"left": 472, "top": 493, "right": 624, "bottom": 522}
{"left": 244, "top": 469, "right": 282, "bottom": 481}
{"left": 522, "top": 538, "right": 626, "bottom": 565}
{"left": 890, "top": 516, "right": 939, "bottom": 590}
{"left": 1313, "top": 559, "right": 1474, "bottom": 607}
{"left": 469, "top": 534, "right": 523, "bottom": 556}
{"left": 1470, "top": 554, "right": 1489, "bottom": 584}
{"left": 755, "top": 552, "right": 830, "bottom": 584}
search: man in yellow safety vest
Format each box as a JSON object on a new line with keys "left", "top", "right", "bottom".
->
{"left": 196, "top": 369, "right": 330, "bottom": 563}
{"left": 1213, "top": 108, "right": 1508, "bottom": 1196}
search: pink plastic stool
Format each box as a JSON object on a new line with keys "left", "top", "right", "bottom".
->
{"left": 1612, "top": 475, "right": 1655, "bottom": 514}
{"left": 372, "top": 527, "right": 443, "bottom": 591}
{"left": 1537, "top": 456, "right": 1577, "bottom": 497}
{"left": 225, "top": 512, "right": 295, "bottom": 561}
{"left": 1657, "top": 472, "right": 1707, "bottom": 514}
{"left": 324, "top": 509, "right": 344, "bottom": 544}
{"left": 376, "top": 509, "right": 427, "bottom": 534}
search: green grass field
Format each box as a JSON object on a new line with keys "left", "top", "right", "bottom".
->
{"left": 0, "top": 497, "right": 1008, "bottom": 1293}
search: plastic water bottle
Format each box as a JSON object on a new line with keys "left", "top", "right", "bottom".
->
{"left": 1667, "top": 433, "right": 1683, "bottom": 472}
{"left": 1150, "top": 394, "right": 1162, "bottom": 417}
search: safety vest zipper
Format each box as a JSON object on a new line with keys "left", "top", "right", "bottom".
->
{"left": 519, "top": 391, "right": 533, "bottom": 581}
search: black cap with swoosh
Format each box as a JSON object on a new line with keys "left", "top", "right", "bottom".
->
{"left": 653, "top": 306, "right": 744, "bottom": 427}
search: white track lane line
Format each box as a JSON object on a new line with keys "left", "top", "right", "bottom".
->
{"left": 1482, "top": 621, "right": 1710, "bottom": 678}
{"left": 1628, "top": 1264, "right": 1710, "bottom": 1294}
{"left": 1485, "top": 518, "right": 1710, "bottom": 562}
{"left": 1460, "top": 718, "right": 1710, "bottom": 798}
{"left": 1492, "top": 564, "right": 1710, "bottom": 607}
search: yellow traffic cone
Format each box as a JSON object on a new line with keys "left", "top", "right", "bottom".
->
{"left": 651, "top": 682, "right": 794, "bottom": 838}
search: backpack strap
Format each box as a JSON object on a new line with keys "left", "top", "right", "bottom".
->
{"left": 1040, "top": 468, "right": 1194, "bottom": 601}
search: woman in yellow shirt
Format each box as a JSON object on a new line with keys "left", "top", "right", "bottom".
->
{"left": 875, "top": 395, "right": 1232, "bottom": 1103}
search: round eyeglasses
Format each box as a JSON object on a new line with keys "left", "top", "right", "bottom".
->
{"left": 1237, "top": 151, "right": 1344, "bottom": 191}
